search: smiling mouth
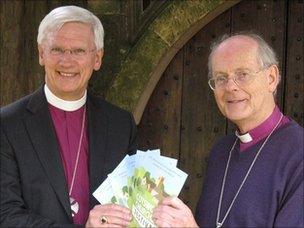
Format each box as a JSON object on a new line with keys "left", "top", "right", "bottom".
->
{"left": 57, "top": 71, "right": 78, "bottom": 77}
{"left": 227, "top": 99, "right": 247, "bottom": 103}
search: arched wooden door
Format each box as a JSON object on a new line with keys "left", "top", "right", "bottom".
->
{"left": 137, "top": 0, "right": 303, "bottom": 212}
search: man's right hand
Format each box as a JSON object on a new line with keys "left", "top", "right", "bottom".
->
{"left": 152, "top": 197, "right": 199, "bottom": 228}
{"left": 85, "top": 204, "right": 132, "bottom": 227}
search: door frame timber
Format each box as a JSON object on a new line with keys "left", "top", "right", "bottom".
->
{"left": 106, "top": 0, "right": 240, "bottom": 124}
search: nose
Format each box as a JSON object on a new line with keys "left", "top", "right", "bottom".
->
{"left": 58, "top": 52, "right": 74, "bottom": 67}
{"left": 60, "top": 50, "right": 74, "bottom": 59}
{"left": 225, "top": 78, "right": 239, "bottom": 91}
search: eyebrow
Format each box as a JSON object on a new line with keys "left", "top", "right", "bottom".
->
{"left": 48, "top": 44, "right": 88, "bottom": 49}
{"left": 234, "top": 68, "right": 251, "bottom": 71}
{"left": 213, "top": 68, "right": 252, "bottom": 74}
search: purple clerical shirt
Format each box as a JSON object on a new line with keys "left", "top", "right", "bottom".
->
{"left": 49, "top": 104, "right": 89, "bottom": 225}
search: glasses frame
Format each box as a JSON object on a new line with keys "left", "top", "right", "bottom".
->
{"left": 46, "top": 46, "right": 97, "bottom": 60}
{"left": 208, "top": 68, "right": 267, "bottom": 91}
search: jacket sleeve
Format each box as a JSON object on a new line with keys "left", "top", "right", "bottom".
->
{"left": 0, "top": 127, "right": 79, "bottom": 228}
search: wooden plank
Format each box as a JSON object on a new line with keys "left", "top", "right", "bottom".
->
{"left": 0, "top": 0, "right": 24, "bottom": 106}
{"left": 284, "top": 0, "right": 304, "bottom": 126}
{"left": 47, "top": 0, "right": 87, "bottom": 10}
{"left": 228, "top": 0, "right": 287, "bottom": 132}
{"left": 22, "top": 1, "right": 48, "bottom": 94}
{"left": 137, "top": 49, "right": 183, "bottom": 159}
{"left": 179, "top": 9, "right": 230, "bottom": 212}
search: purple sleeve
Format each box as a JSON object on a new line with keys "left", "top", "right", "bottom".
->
{"left": 274, "top": 160, "right": 304, "bottom": 227}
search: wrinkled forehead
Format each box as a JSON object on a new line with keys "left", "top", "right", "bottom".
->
{"left": 212, "top": 36, "right": 261, "bottom": 72}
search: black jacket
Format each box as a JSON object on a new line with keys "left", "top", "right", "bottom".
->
{"left": 0, "top": 86, "right": 137, "bottom": 227}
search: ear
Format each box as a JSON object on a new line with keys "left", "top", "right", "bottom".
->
{"left": 266, "top": 65, "right": 280, "bottom": 93}
{"left": 93, "top": 49, "right": 104, "bottom": 71}
{"left": 38, "top": 45, "right": 45, "bottom": 66}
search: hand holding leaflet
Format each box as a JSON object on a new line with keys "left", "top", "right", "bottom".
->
{"left": 93, "top": 149, "right": 188, "bottom": 227}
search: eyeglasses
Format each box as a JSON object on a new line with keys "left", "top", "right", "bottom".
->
{"left": 208, "top": 68, "right": 265, "bottom": 90}
{"left": 47, "top": 47, "right": 96, "bottom": 59}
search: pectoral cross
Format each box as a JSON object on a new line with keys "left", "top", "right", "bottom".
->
{"left": 216, "top": 222, "right": 222, "bottom": 228}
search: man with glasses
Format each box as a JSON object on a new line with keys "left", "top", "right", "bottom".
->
{"left": 1, "top": 6, "right": 136, "bottom": 227}
{"left": 152, "top": 33, "right": 303, "bottom": 227}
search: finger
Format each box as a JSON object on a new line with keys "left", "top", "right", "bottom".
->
{"left": 104, "top": 215, "right": 132, "bottom": 227}
{"left": 153, "top": 217, "right": 172, "bottom": 228}
{"left": 104, "top": 211, "right": 132, "bottom": 222}
{"left": 94, "top": 214, "right": 130, "bottom": 227}
{"left": 153, "top": 206, "right": 176, "bottom": 224}
{"left": 103, "top": 224, "right": 121, "bottom": 228}
{"left": 94, "top": 204, "right": 132, "bottom": 221}
{"left": 97, "top": 204, "right": 131, "bottom": 214}
{"left": 87, "top": 204, "right": 132, "bottom": 227}
{"left": 161, "top": 197, "right": 185, "bottom": 209}
{"left": 154, "top": 202, "right": 196, "bottom": 227}
{"left": 153, "top": 210, "right": 195, "bottom": 228}
{"left": 154, "top": 204, "right": 180, "bottom": 219}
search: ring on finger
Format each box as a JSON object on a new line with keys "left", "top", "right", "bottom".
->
{"left": 100, "top": 215, "right": 108, "bottom": 224}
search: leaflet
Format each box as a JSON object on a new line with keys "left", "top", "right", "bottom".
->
{"left": 93, "top": 149, "right": 187, "bottom": 228}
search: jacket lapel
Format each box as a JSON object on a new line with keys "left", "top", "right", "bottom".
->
{"left": 24, "top": 87, "right": 71, "bottom": 220}
{"left": 87, "top": 95, "right": 109, "bottom": 208}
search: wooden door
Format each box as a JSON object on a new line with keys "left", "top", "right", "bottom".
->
{"left": 138, "top": 0, "right": 304, "bottom": 212}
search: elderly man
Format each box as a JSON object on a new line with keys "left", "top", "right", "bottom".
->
{"left": 152, "top": 33, "right": 303, "bottom": 227}
{"left": 1, "top": 6, "right": 136, "bottom": 227}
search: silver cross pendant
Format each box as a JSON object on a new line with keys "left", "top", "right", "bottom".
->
{"left": 216, "top": 222, "right": 223, "bottom": 228}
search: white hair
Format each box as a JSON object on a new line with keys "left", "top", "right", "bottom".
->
{"left": 37, "top": 5, "right": 104, "bottom": 49}
{"left": 208, "top": 32, "right": 280, "bottom": 81}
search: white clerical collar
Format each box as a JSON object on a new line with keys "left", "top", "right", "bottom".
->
{"left": 235, "top": 131, "right": 253, "bottom": 143}
{"left": 44, "top": 84, "right": 87, "bottom": 111}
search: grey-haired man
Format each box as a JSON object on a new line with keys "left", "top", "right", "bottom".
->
{"left": 1, "top": 5, "right": 136, "bottom": 227}
{"left": 153, "top": 33, "right": 303, "bottom": 228}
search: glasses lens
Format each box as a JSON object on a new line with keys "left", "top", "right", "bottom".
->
{"left": 72, "top": 48, "right": 87, "bottom": 56}
{"left": 50, "top": 47, "right": 63, "bottom": 55}
{"left": 235, "top": 71, "right": 251, "bottom": 85}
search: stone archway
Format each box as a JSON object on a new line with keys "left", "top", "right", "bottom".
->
{"left": 105, "top": 0, "right": 240, "bottom": 124}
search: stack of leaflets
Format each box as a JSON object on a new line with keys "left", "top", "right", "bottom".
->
{"left": 93, "top": 149, "right": 188, "bottom": 227}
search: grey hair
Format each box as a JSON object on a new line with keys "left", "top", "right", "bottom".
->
{"left": 37, "top": 5, "right": 104, "bottom": 50}
{"left": 208, "top": 32, "right": 280, "bottom": 81}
